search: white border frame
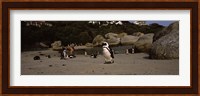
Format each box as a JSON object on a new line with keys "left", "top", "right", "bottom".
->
{"left": 10, "top": 10, "right": 190, "bottom": 86}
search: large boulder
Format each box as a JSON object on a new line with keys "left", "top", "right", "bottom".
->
{"left": 105, "top": 33, "right": 118, "bottom": 39}
{"left": 118, "top": 32, "right": 127, "bottom": 38}
{"left": 132, "top": 32, "right": 144, "bottom": 37}
{"left": 51, "top": 41, "right": 62, "bottom": 51}
{"left": 120, "top": 35, "right": 139, "bottom": 45}
{"left": 92, "top": 35, "right": 106, "bottom": 46}
{"left": 85, "top": 43, "right": 93, "bottom": 47}
{"left": 153, "top": 21, "right": 178, "bottom": 42}
{"left": 150, "top": 22, "right": 179, "bottom": 59}
{"left": 106, "top": 38, "right": 120, "bottom": 46}
{"left": 105, "top": 33, "right": 120, "bottom": 46}
{"left": 134, "top": 33, "right": 154, "bottom": 52}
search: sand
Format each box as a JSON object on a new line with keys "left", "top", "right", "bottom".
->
{"left": 21, "top": 49, "right": 179, "bottom": 75}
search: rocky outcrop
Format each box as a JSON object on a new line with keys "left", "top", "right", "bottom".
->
{"left": 51, "top": 41, "right": 62, "bottom": 51}
{"left": 150, "top": 22, "right": 179, "bottom": 59}
{"left": 132, "top": 32, "right": 144, "bottom": 37}
{"left": 120, "top": 35, "right": 139, "bottom": 45}
{"left": 153, "top": 21, "right": 178, "bottom": 42}
{"left": 106, "top": 38, "right": 120, "bottom": 46}
{"left": 134, "top": 33, "right": 154, "bottom": 52}
{"left": 85, "top": 43, "right": 93, "bottom": 47}
{"left": 118, "top": 32, "right": 127, "bottom": 38}
{"left": 104, "top": 33, "right": 120, "bottom": 46}
{"left": 92, "top": 35, "right": 106, "bottom": 46}
{"left": 39, "top": 42, "right": 49, "bottom": 48}
{"left": 105, "top": 33, "right": 118, "bottom": 39}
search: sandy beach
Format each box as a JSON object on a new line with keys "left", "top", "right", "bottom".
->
{"left": 21, "top": 49, "right": 179, "bottom": 75}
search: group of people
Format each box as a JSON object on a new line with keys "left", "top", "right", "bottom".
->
{"left": 60, "top": 42, "right": 134, "bottom": 64}
{"left": 60, "top": 46, "right": 76, "bottom": 60}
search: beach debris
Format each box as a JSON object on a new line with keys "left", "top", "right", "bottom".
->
{"left": 33, "top": 56, "right": 40, "bottom": 60}
{"left": 49, "top": 65, "right": 52, "bottom": 67}
{"left": 40, "top": 61, "right": 42, "bottom": 62}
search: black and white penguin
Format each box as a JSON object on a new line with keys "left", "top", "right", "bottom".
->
{"left": 90, "top": 53, "right": 97, "bottom": 58}
{"left": 102, "top": 42, "right": 114, "bottom": 64}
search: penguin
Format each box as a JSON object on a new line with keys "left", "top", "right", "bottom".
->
{"left": 90, "top": 53, "right": 97, "bottom": 58}
{"left": 60, "top": 47, "right": 67, "bottom": 60}
{"left": 102, "top": 42, "right": 114, "bottom": 64}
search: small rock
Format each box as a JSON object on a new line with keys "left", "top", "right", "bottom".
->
{"left": 62, "top": 64, "right": 66, "bottom": 66}
{"left": 39, "top": 54, "right": 45, "bottom": 56}
{"left": 33, "top": 56, "right": 40, "bottom": 60}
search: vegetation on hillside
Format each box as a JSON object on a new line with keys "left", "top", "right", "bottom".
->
{"left": 21, "top": 21, "right": 164, "bottom": 51}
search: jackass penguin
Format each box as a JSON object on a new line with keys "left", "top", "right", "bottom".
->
{"left": 102, "top": 42, "right": 114, "bottom": 64}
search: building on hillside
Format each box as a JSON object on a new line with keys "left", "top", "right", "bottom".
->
{"left": 133, "top": 21, "right": 147, "bottom": 26}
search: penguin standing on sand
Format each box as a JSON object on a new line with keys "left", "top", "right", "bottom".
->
{"left": 102, "top": 42, "right": 114, "bottom": 64}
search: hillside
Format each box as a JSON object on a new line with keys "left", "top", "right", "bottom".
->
{"left": 21, "top": 21, "right": 164, "bottom": 51}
